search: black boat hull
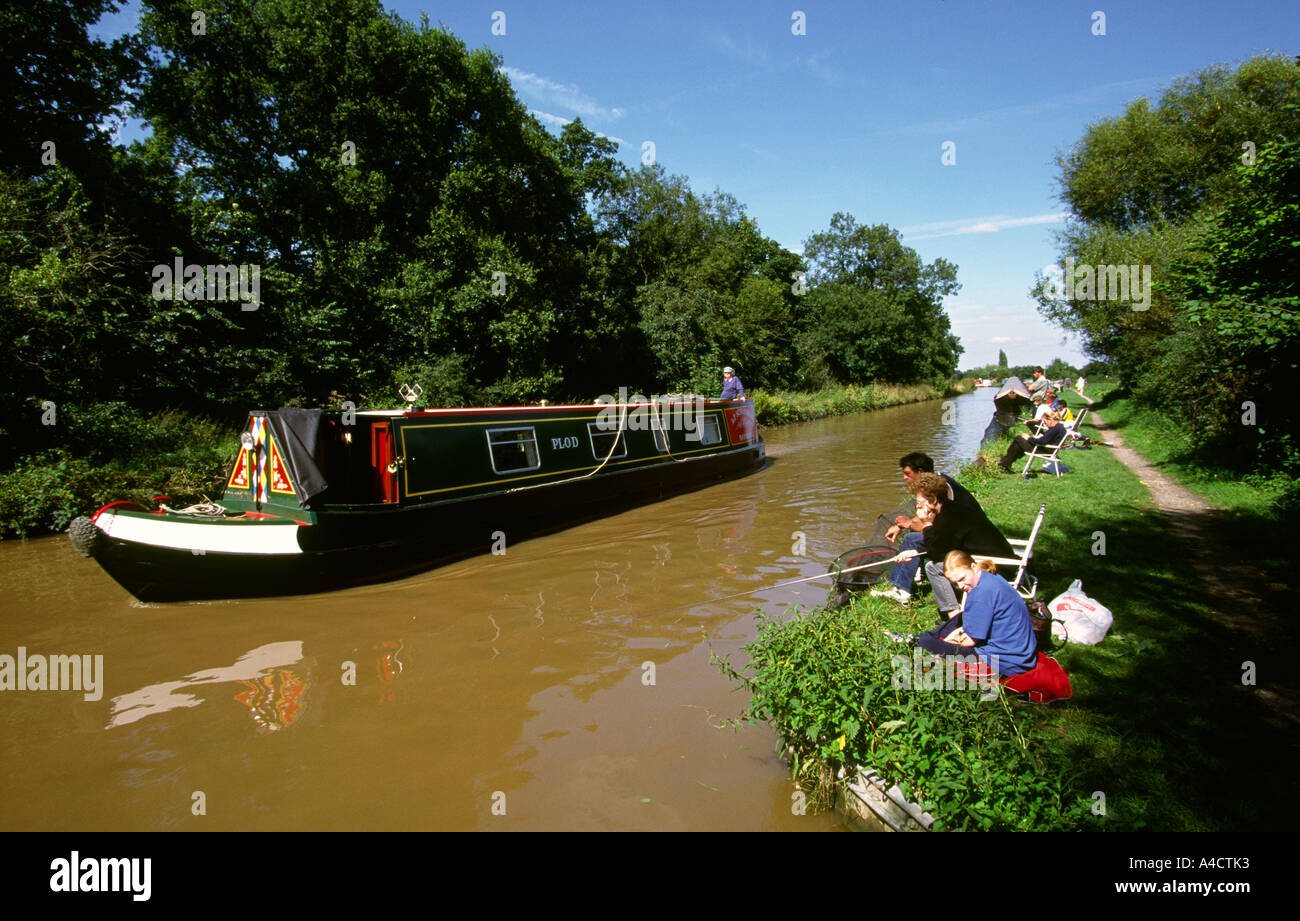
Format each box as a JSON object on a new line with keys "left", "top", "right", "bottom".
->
{"left": 83, "top": 441, "right": 766, "bottom": 602}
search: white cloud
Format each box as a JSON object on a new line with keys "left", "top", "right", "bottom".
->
{"left": 528, "top": 109, "right": 625, "bottom": 147}
{"left": 499, "top": 66, "right": 626, "bottom": 124}
{"left": 900, "top": 212, "right": 1068, "bottom": 241}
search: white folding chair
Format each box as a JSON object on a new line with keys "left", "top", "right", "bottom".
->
{"left": 971, "top": 503, "right": 1046, "bottom": 600}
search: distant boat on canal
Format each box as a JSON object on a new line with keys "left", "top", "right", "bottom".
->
{"left": 69, "top": 395, "right": 766, "bottom": 601}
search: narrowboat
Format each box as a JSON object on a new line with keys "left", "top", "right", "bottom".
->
{"left": 992, "top": 376, "right": 1033, "bottom": 414}
{"left": 68, "top": 395, "right": 765, "bottom": 601}
{"left": 982, "top": 376, "right": 1034, "bottom": 445}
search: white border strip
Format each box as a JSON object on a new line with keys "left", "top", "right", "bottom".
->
{"left": 97, "top": 512, "right": 304, "bottom": 555}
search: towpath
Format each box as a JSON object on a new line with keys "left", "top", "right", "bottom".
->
{"left": 1079, "top": 395, "right": 1300, "bottom": 736}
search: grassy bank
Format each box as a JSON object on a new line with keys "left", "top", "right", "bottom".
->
{"left": 716, "top": 401, "right": 1298, "bottom": 830}
{"left": 1083, "top": 379, "right": 1297, "bottom": 518}
{"left": 752, "top": 380, "right": 968, "bottom": 427}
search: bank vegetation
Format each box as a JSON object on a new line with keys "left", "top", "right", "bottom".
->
{"left": 2, "top": 0, "right": 968, "bottom": 537}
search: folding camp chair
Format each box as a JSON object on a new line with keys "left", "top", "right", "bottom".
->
{"left": 1020, "top": 435, "right": 1066, "bottom": 476}
{"left": 971, "top": 503, "right": 1046, "bottom": 600}
{"left": 1024, "top": 408, "right": 1090, "bottom": 476}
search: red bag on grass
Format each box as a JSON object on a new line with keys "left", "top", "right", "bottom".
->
{"left": 1001, "top": 652, "right": 1073, "bottom": 703}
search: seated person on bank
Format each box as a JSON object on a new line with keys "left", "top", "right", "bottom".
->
{"left": 1026, "top": 388, "right": 1060, "bottom": 423}
{"left": 884, "top": 452, "right": 976, "bottom": 542}
{"left": 1000, "top": 411, "right": 1065, "bottom": 472}
{"left": 907, "top": 551, "right": 1037, "bottom": 678}
{"left": 873, "top": 472, "right": 1017, "bottom": 619}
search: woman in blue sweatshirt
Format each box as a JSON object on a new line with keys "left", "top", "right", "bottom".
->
{"left": 911, "top": 550, "right": 1037, "bottom": 676}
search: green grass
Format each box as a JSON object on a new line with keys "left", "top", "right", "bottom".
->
{"left": 955, "top": 419, "right": 1296, "bottom": 829}
{"left": 1079, "top": 382, "right": 1294, "bottom": 517}
{"left": 720, "top": 406, "right": 1300, "bottom": 830}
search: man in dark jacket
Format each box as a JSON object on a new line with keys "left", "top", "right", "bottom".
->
{"left": 884, "top": 452, "right": 976, "bottom": 542}
{"left": 1000, "top": 411, "right": 1066, "bottom": 472}
{"left": 873, "top": 472, "right": 1017, "bottom": 618}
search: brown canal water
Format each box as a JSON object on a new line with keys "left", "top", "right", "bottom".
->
{"left": 0, "top": 391, "right": 996, "bottom": 831}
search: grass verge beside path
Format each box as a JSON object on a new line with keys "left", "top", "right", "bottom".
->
{"left": 1080, "top": 381, "right": 1296, "bottom": 517}
{"left": 716, "top": 406, "right": 1299, "bottom": 830}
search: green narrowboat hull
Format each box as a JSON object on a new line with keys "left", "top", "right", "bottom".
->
{"left": 71, "top": 398, "right": 765, "bottom": 601}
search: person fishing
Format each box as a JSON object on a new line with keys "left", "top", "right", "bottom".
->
{"left": 1000, "top": 410, "right": 1065, "bottom": 472}
{"left": 872, "top": 472, "right": 1017, "bottom": 619}
{"left": 884, "top": 452, "right": 977, "bottom": 542}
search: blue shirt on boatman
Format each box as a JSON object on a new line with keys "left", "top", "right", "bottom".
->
{"left": 720, "top": 366, "right": 745, "bottom": 401}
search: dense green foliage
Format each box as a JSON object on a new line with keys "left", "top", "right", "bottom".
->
{"left": 1, "top": 0, "right": 967, "bottom": 535}
{"left": 1035, "top": 55, "right": 1300, "bottom": 480}
{"left": 714, "top": 605, "right": 1090, "bottom": 831}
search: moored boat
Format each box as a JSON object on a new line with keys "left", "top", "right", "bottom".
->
{"left": 69, "top": 395, "right": 765, "bottom": 601}
{"left": 992, "top": 376, "right": 1033, "bottom": 414}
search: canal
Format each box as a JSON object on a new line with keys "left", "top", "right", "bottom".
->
{"left": 0, "top": 390, "right": 996, "bottom": 831}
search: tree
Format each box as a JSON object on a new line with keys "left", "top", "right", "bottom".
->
{"left": 137, "top": 0, "right": 617, "bottom": 403}
{"left": 800, "top": 213, "right": 961, "bottom": 383}
{"left": 1036, "top": 55, "right": 1300, "bottom": 479}
{"left": 1037, "top": 55, "right": 1300, "bottom": 387}
{"left": 0, "top": 0, "right": 144, "bottom": 181}
{"left": 1164, "top": 112, "right": 1300, "bottom": 467}
{"left": 998, "top": 349, "right": 1008, "bottom": 370}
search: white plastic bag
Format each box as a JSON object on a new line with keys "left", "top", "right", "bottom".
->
{"left": 1048, "top": 579, "right": 1113, "bottom": 645}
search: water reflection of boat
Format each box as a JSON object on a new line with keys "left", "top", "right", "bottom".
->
{"left": 236, "top": 669, "right": 308, "bottom": 734}
{"left": 70, "top": 398, "right": 765, "bottom": 601}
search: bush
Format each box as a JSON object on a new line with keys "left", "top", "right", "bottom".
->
{"left": 713, "top": 604, "right": 1091, "bottom": 831}
{"left": 0, "top": 407, "right": 240, "bottom": 538}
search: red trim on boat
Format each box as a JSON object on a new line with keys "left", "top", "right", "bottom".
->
{"left": 90, "top": 500, "right": 150, "bottom": 521}
{"left": 242, "top": 512, "right": 280, "bottom": 519}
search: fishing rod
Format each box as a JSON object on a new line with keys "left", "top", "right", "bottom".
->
{"left": 615, "top": 549, "right": 927, "bottom": 622}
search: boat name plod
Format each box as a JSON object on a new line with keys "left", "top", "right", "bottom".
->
{"left": 593, "top": 387, "right": 707, "bottom": 441}
{"left": 0, "top": 647, "right": 104, "bottom": 701}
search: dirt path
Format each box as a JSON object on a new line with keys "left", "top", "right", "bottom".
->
{"left": 1081, "top": 397, "right": 1300, "bottom": 733}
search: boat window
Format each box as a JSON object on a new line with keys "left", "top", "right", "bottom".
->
{"left": 487, "top": 427, "right": 541, "bottom": 474}
{"left": 700, "top": 415, "right": 725, "bottom": 446}
{"left": 587, "top": 422, "right": 628, "bottom": 460}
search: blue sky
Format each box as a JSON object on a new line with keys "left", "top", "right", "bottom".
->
{"left": 94, "top": 1, "right": 1299, "bottom": 370}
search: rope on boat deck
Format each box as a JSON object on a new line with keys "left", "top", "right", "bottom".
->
{"left": 503, "top": 399, "right": 632, "bottom": 494}
{"left": 157, "top": 499, "right": 228, "bottom": 517}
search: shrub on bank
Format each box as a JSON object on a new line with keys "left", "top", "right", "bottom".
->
{"left": 0, "top": 406, "right": 239, "bottom": 538}
{"left": 713, "top": 599, "right": 1091, "bottom": 831}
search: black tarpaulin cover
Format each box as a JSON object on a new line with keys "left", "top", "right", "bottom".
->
{"left": 265, "top": 409, "right": 329, "bottom": 506}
